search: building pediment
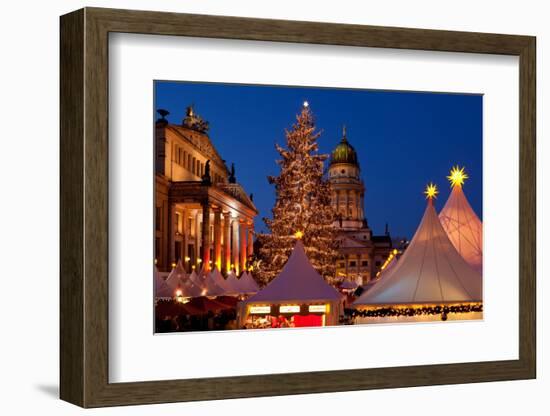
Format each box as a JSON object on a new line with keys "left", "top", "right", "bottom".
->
{"left": 217, "top": 183, "right": 258, "bottom": 213}
{"left": 168, "top": 125, "right": 227, "bottom": 172}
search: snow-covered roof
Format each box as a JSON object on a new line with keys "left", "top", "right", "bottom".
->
{"left": 353, "top": 199, "right": 482, "bottom": 306}
{"left": 244, "top": 240, "right": 342, "bottom": 304}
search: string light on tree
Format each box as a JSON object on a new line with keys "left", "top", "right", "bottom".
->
{"left": 257, "top": 103, "right": 338, "bottom": 285}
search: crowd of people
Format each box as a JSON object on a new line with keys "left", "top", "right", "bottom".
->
{"left": 155, "top": 307, "right": 237, "bottom": 332}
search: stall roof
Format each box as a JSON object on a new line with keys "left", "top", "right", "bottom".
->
{"left": 243, "top": 240, "right": 342, "bottom": 304}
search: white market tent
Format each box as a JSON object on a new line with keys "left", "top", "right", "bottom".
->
{"left": 209, "top": 267, "right": 235, "bottom": 295}
{"left": 154, "top": 267, "right": 173, "bottom": 299}
{"left": 165, "top": 260, "right": 185, "bottom": 289}
{"left": 188, "top": 269, "right": 202, "bottom": 288}
{"left": 353, "top": 196, "right": 482, "bottom": 307}
{"left": 225, "top": 271, "right": 245, "bottom": 295}
{"left": 239, "top": 271, "right": 260, "bottom": 294}
{"left": 439, "top": 171, "right": 483, "bottom": 273}
{"left": 202, "top": 270, "right": 226, "bottom": 297}
{"left": 238, "top": 240, "right": 343, "bottom": 326}
{"left": 165, "top": 260, "right": 203, "bottom": 298}
{"left": 340, "top": 280, "right": 358, "bottom": 290}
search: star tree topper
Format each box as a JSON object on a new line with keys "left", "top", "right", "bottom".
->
{"left": 447, "top": 165, "right": 469, "bottom": 188}
{"left": 424, "top": 182, "right": 439, "bottom": 200}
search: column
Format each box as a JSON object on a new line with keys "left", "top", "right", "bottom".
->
{"left": 194, "top": 210, "right": 200, "bottom": 270}
{"left": 345, "top": 190, "right": 350, "bottom": 218}
{"left": 356, "top": 254, "right": 361, "bottom": 284}
{"left": 168, "top": 203, "right": 176, "bottom": 266}
{"left": 240, "top": 221, "right": 247, "bottom": 273}
{"left": 213, "top": 209, "right": 222, "bottom": 271}
{"left": 201, "top": 201, "right": 211, "bottom": 272}
{"left": 182, "top": 208, "right": 189, "bottom": 272}
{"left": 232, "top": 218, "right": 240, "bottom": 274}
{"left": 223, "top": 213, "right": 231, "bottom": 273}
{"left": 247, "top": 226, "right": 254, "bottom": 257}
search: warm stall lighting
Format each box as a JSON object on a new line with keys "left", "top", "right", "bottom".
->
{"left": 309, "top": 305, "right": 327, "bottom": 313}
{"left": 250, "top": 306, "right": 271, "bottom": 314}
{"left": 279, "top": 305, "right": 300, "bottom": 313}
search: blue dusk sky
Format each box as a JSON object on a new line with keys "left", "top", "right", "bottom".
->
{"left": 154, "top": 81, "right": 482, "bottom": 240}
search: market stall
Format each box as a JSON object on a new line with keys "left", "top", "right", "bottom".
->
{"left": 237, "top": 240, "right": 343, "bottom": 328}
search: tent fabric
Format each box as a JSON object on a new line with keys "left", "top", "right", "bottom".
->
{"left": 165, "top": 260, "right": 186, "bottom": 289}
{"left": 203, "top": 273, "right": 225, "bottom": 296}
{"left": 225, "top": 271, "right": 244, "bottom": 295}
{"left": 238, "top": 271, "right": 260, "bottom": 294}
{"left": 439, "top": 185, "right": 483, "bottom": 273}
{"left": 244, "top": 241, "right": 342, "bottom": 304}
{"left": 188, "top": 270, "right": 203, "bottom": 288}
{"left": 154, "top": 267, "right": 173, "bottom": 299}
{"left": 340, "top": 280, "right": 358, "bottom": 290}
{"left": 353, "top": 199, "right": 482, "bottom": 306}
{"left": 165, "top": 260, "right": 203, "bottom": 298}
{"left": 209, "top": 267, "right": 233, "bottom": 294}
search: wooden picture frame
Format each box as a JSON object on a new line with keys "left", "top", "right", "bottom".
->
{"left": 60, "top": 7, "right": 536, "bottom": 408}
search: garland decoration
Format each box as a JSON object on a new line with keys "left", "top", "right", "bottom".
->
{"left": 345, "top": 303, "right": 482, "bottom": 321}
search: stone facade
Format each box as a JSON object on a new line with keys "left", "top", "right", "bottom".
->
{"left": 155, "top": 107, "right": 257, "bottom": 275}
{"left": 328, "top": 127, "right": 393, "bottom": 285}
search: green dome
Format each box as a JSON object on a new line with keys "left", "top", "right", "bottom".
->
{"left": 330, "top": 130, "right": 358, "bottom": 166}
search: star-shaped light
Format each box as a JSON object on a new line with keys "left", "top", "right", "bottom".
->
{"left": 294, "top": 230, "right": 304, "bottom": 239}
{"left": 303, "top": 100, "right": 309, "bottom": 108}
{"left": 447, "top": 165, "right": 469, "bottom": 188}
{"left": 424, "top": 182, "right": 439, "bottom": 200}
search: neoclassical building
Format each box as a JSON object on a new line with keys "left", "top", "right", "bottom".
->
{"left": 328, "top": 127, "right": 393, "bottom": 284}
{"left": 155, "top": 107, "right": 258, "bottom": 275}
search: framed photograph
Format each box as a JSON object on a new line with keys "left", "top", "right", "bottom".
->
{"left": 60, "top": 7, "right": 536, "bottom": 408}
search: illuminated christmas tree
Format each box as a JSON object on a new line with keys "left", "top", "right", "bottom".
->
{"left": 257, "top": 102, "right": 338, "bottom": 285}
